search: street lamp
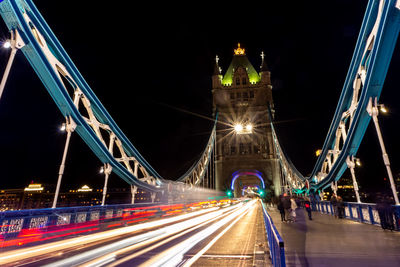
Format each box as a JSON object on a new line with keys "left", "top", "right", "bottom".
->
{"left": 245, "top": 124, "right": 253, "bottom": 131}
{"left": 101, "top": 163, "right": 112, "bottom": 206}
{"left": 52, "top": 117, "right": 76, "bottom": 208}
{"left": 367, "top": 97, "right": 399, "bottom": 205}
{"left": 378, "top": 104, "right": 388, "bottom": 113}
{"left": 234, "top": 124, "right": 243, "bottom": 132}
{"left": 0, "top": 30, "right": 25, "bottom": 102}
{"left": 3, "top": 41, "right": 11, "bottom": 49}
{"left": 233, "top": 123, "right": 253, "bottom": 134}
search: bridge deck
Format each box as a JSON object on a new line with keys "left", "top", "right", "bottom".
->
{"left": 192, "top": 201, "right": 270, "bottom": 267}
{"left": 267, "top": 206, "right": 400, "bottom": 267}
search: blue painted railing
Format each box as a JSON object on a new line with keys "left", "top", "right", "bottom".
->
{"left": 261, "top": 201, "right": 286, "bottom": 267}
{"left": 312, "top": 201, "right": 400, "bottom": 230}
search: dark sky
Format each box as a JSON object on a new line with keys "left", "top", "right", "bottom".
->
{"left": 0, "top": 0, "right": 399, "bottom": 195}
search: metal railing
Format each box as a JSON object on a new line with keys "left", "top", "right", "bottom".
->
{"left": 261, "top": 201, "right": 286, "bottom": 267}
{"left": 312, "top": 200, "right": 400, "bottom": 230}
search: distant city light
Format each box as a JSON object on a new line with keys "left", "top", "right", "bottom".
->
{"left": 245, "top": 124, "right": 253, "bottom": 131}
{"left": 24, "top": 183, "right": 44, "bottom": 191}
{"left": 77, "top": 185, "right": 92, "bottom": 192}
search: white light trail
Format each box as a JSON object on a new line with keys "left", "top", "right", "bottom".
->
{"left": 140, "top": 200, "right": 255, "bottom": 267}
{"left": 0, "top": 207, "right": 219, "bottom": 265}
{"left": 182, "top": 202, "right": 254, "bottom": 266}
{"left": 94, "top": 203, "right": 248, "bottom": 267}
{"left": 46, "top": 205, "right": 241, "bottom": 267}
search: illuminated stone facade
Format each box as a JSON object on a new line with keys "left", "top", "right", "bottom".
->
{"left": 212, "top": 45, "right": 281, "bottom": 197}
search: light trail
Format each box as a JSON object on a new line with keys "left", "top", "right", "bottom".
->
{"left": 139, "top": 200, "right": 255, "bottom": 267}
{"left": 0, "top": 201, "right": 254, "bottom": 267}
{"left": 0, "top": 206, "right": 219, "bottom": 265}
{"left": 45, "top": 204, "right": 242, "bottom": 267}
{"left": 82, "top": 203, "right": 247, "bottom": 267}
{"left": 182, "top": 201, "right": 255, "bottom": 267}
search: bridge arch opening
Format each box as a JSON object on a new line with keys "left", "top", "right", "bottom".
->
{"left": 230, "top": 170, "right": 265, "bottom": 197}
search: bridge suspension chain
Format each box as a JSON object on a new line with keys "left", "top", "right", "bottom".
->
{"left": 309, "top": 0, "right": 400, "bottom": 191}
{"left": 268, "top": 106, "right": 305, "bottom": 193}
{"left": 0, "top": 0, "right": 218, "bottom": 193}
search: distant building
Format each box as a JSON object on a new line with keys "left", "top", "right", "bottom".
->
{"left": 0, "top": 182, "right": 156, "bottom": 210}
{"left": 0, "top": 188, "right": 24, "bottom": 211}
{"left": 336, "top": 176, "right": 358, "bottom": 202}
{"left": 21, "top": 183, "right": 54, "bottom": 209}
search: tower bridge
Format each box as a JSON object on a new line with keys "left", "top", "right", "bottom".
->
{"left": 213, "top": 43, "right": 281, "bottom": 197}
{"left": 0, "top": 0, "right": 399, "bottom": 266}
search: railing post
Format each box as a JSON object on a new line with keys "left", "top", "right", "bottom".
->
{"left": 349, "top": 204, "right": 353, "bottom": 219}
{"left": 368, "top": 205, "right": 374, "bottom": 224}
{"left": 358, "top": 204, "right": 364, "bottom": 223}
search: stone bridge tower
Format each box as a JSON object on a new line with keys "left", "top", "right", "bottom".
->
{"left": 212, "top": 44, "right": 281, "bottom": 197}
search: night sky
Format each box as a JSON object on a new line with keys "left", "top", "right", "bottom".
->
{"left": 0, "top": 0, "right": 399, "bottom": 197}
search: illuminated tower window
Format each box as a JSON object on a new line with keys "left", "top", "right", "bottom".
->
{"left": 243, "top": 92, "right": 249, "bottom": 101}
{"left": 236, "top": 77, "right": 240, "bottom": 85}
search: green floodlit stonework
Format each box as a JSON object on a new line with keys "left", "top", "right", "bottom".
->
{"left": 221, "top": 54, "right": 261, "bottom": 85}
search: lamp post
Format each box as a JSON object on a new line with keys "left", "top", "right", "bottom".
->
{"left": 131, "top": 185, "right": 137, "bottom": 204}
{"left": 346, "top": 155, "right": 361, "bottom": 203}
{"left": 101, "top": 163, "right": 112, "bottom": 206}
{"left": 0, "top": 29, "right": 25, "bottom": 102}
{"left": 52, "top": 117, "right": 76, "bottom": 208}
{"left": 367, "top": 97, "right": 399, "bottom": 205}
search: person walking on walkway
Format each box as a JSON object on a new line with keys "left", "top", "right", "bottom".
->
{"left": 277, "top": 195, "right": 286, "bottom": 222}
{"left": 337, "top": 196, "right": 345, "bottom": 218}
{"left": 282, "top": 193, "right": 291, "bottom": 222}
{"left": 304, "top": 196, "right": 312, "bottom": 220}
{"left": 330, "top": 193, "right": 338, "bottom": 218}
{"left": 376, "top": 194, "right": 395, "bottom": 230}
{"left": 384, "top": 195, "right": 395, "bottom": 231}
{"left": 290, "top": 197, "right": 298, "bottom": 222}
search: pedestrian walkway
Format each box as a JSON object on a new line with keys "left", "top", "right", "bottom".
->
{"left": 266, "top": 206, "right": 400, "bottom": 267}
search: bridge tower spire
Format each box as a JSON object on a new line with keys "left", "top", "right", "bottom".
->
{"left": 212, "top": 44, "right": 281, "bottom": 197}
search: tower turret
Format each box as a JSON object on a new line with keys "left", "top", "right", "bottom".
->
{"left": 260, "top": 51, "right": 271, "bottom": 85}
{"left": 212, "top": 55, "right": 222, "bottom": 88}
